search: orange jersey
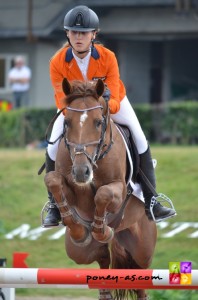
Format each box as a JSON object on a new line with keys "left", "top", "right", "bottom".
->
{"left": 49, "top": 44, "right": 126, "bottom": 114}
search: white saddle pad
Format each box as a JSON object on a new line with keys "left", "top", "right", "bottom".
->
{"left": 116, "top": 125, "right": 157, "bottom": 203}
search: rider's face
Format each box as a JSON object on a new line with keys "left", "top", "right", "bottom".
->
{"left": 67, "top": 30, "right": 96, "bottom": 57}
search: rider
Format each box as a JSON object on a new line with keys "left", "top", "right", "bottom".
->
{"left": 42, "top": 5, "right": 176, "bottom": 227}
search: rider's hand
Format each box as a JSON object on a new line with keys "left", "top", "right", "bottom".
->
{"left": 103, "top": 85, "right": 111, "bottom": 101}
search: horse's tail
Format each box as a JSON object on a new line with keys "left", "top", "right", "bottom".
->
{"left": 111, "top": 237, "right": 139, "bottom": 300}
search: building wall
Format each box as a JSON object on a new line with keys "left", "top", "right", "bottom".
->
{"left": 0, "top": 38, "right": 151, "bottom": 108}
{"left": 114, "top": 40, "right": 150, "bottom": 104}
{"left": 1, "top": 38, "right": 198, "bottom": 110}
{"left": 117, "top": 38, "right": 198, "bottom": 103}
{"left": 162, "top": 42, "right": 171, "bottom": 103}
{"left": 170, "top": 39, "right": 198, "bottom": 100}
{"left": 30, "top": 41, "right": 59, "bottom": 108}
{"left": 1, "top": 2, "right": 198, "bottom": 109}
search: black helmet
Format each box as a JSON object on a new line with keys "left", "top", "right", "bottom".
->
{"left": 64, "top": 5, "right": 99, "bottom": 32}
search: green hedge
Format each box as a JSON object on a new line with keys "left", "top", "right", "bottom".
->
{"left": 134, "top": 101, "right": 198, "bottom": 144}
{"left": 0, "top": 107, "right": 56, "bottom": 147}
{"left": 0, "top": 101, "right": 198, "bottom": 147}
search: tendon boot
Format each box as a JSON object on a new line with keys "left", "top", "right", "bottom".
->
{"left": 139, "top": 147, "right": 176, "bottom": 222}
{"left": 42, "top": 152, "right": 61, "bottom": 227}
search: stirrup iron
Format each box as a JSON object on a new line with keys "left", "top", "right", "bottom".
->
{"left": 149, "top": 193, "right": 177, "bottom": 223}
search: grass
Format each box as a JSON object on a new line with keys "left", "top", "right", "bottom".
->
{"left": 0, "top": 146, "right": 197, "bottom": 299}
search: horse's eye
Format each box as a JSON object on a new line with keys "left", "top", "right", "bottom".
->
{"left": 95, "top": 119, "right": 102, "bottom": 129}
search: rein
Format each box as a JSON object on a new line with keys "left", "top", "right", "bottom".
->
{"left": 45, "top": 108, "right": 66, "bottom": 145}
{"left": 38, "top": 110, "right": 65, "bottom": 175}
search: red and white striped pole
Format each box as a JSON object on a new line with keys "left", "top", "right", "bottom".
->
{"left": 0, "top": 268, "right": 197, "bottom": 289}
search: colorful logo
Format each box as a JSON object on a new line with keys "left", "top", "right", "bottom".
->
{"left": 169, "top": 262, "right": 192, "bottom": 285}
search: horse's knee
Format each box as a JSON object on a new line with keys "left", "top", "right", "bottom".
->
{"left": 44, "top": 171, "right": 62, "bottom": 192}
{"left": 95, "top": 186, "right": 113, "bottom": 207}
{"left": 136, "top": 255, "right": 152, "bottom": 269}
{"left": 95, "top": 185, "right": 124, "bottom": 214}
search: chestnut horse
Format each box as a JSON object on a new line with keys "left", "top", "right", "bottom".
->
{"left": 45, "top": 78, "right": 157, "bottom": 300}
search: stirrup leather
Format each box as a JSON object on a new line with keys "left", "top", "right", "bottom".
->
{"left": 149, "top": 193, "right": 176, "bottom": 223}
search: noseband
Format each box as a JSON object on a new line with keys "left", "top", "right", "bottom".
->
{"left": 63, "top": 104, "right": 114, "bottom": 167}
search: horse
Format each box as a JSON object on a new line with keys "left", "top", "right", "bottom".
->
{"left": 44, "top": 78, "right": 157, "bottom": 300}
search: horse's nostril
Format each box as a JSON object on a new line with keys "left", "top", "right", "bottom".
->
{"left": 85, "top": 166, "right": 90, "bottom": 176}
{"left": 72, "top": 167, "right": 75, "bottom": 177}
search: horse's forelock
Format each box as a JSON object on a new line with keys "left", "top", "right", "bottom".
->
{"left": 64, "top": 81, "right": 99, "bottom": 105}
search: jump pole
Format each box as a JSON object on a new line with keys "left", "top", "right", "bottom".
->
{"left": 0, "top": 268, "right": 198, "bottom": 290}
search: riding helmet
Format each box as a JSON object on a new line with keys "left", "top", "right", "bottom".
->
{"left": 64, "top": 5, "right": 99, "bottom": 32}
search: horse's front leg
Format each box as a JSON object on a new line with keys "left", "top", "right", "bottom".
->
{"left": 45, "top": 171, "right": 91, "bottom": 246}
{"left": 92, "top": 181, "right": 125, "bottom": 243}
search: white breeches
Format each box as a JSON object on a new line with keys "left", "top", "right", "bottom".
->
{"left": 47, "top": 112, "right": 65, "bottom": 161}
{"left": 110, "top": 96, "right": 148, "bottom": 154}
{"left": 47, "top": 96, "right": 148, "bottom": 161}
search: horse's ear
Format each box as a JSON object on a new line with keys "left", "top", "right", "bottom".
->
{"left": 95, "top": 79, "right": 105, "bottom": 97}
{"left": 62, "top": 78, "right": 72, "bottom": 96}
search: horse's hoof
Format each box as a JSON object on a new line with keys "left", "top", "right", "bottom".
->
{"left": 70, "top": 228, "right": 92, "bottom": 247}
{"left": 92, "top": 226, "right": 114, "bottom": 243}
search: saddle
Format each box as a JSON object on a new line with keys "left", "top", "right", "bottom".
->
{"left": 104, "top": 124, "right": 142, "bottom": 230}
{"left": 115, "top": 123, "right": 140, "bottom": 184}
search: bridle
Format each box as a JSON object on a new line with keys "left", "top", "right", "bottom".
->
{"left": 63, "top": 104, "right": 114, "bottom": 168}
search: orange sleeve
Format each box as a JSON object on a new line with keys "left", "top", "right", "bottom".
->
{"left": 49, "top": 55, "right": 66, "bottom": 110}
{"left": 103, "top": 49, "right": 126, "bottom": 114}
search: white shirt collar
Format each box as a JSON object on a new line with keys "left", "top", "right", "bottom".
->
{"left": 72, "top": 49, "right": 91, "bottom": 64}
{"left": 72, "top": 49, "right": 91, "bottom": 80}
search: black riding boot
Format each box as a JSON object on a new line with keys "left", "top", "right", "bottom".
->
{"left": 139, "top": 147, "right": 176, "bottom": 222}
{"left": 43, "top": 152, "right": 61, "bottom": 227}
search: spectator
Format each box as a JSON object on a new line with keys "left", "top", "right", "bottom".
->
{"left": 8, "top": 56, "right": 31, "bottom": 108}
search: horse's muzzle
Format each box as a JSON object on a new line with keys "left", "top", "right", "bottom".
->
{"left": 72, "top": 164, "right": 93, "bottom": 185}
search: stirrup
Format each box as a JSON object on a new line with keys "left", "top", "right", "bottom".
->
{"left": 149, "top": 193, "right": 177, "bottom": 223}
{"left": 41, "top": 201, "right": 63, "bottom": 228}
